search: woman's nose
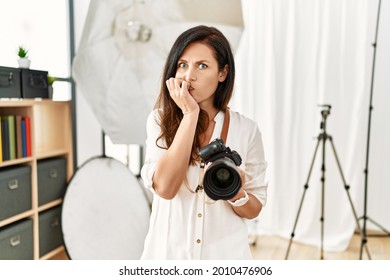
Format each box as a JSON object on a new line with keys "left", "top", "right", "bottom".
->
{"left": 184, "top": 66, "right": 197, "bottom": 82}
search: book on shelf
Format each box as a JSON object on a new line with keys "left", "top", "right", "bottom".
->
{"left": 3, "top": 115, "right": 16, "bottom": 160}
{"left": 21, "top": 118, "right": 27, "bottom": 158}
{"left": 16, "top": 115, "right": 23, "bottom": 159}
{"left": 0, "top": 117, "right": 2, "bottom": 162}
{"left": 22, "top": 116, "right": 32, "bottom": 157}
{"left": 1, "top": 118, "right": 9, "bottom": 161}
{"left": 0, "top": 114, "right": 32, "bottom": 161}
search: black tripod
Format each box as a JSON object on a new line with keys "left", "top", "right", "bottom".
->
{"left": 285, "top": 105, "right": 370, "bottom": 260}
{"left": 359, "top": 0, "right": 390, "bottom": 260}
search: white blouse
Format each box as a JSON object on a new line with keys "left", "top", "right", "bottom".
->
{"left": 140, "top": 109, "right": 268, "bottom": 260}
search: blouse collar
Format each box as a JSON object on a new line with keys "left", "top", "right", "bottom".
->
{"left": 210, "top": 110, "right": 226, "bottom": 143}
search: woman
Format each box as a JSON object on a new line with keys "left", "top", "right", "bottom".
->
{"left": 140, "top": 25, "right": 268, "bottom": 259}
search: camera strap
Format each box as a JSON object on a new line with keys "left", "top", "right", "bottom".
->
{"left": 220, "top": 108, "right": 230, "bottom": 144}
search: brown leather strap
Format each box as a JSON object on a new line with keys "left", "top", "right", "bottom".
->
{"left": 220, "top": 109, "right": 230, "bottom": 144}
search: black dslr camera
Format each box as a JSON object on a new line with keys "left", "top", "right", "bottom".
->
{"left": 199, "top": 138, "right": 242, "bottom": 200}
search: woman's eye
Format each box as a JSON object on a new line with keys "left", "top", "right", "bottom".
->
{"left": 199, "top": 63, "right": 208, "bottom": 69}
{"left": 178, "top": 62, "right": 186, "bottom": 68}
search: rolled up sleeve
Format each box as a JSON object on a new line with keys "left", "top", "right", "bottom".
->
{"left": 140, "top": 110, "right": 166, "bottom": 194}
{"left": 243, "top": 126, "right": 268, "bottom": 207}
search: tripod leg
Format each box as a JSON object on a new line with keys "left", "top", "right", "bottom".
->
{"left": 328, "top": 136, "right": 371, "bottom": 260}
{"left": 320, "top": 133, "right": 326, "bottom": 260}
{"left": 285, "top": 137, "right": 321, "bottom": 260}
{"left": 365, "top": 217, "right": 390, "bottom": 236}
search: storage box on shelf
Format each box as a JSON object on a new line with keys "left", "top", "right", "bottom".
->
{"left": 0, "top": 67, "right": 22, "bottom": 99}
{"left": 0, "top": 99, "right": 73, "bottom": 259}
{"left": 0, "top": 165, "right": 32, "bottom": 221}
{"left": 20, "top": 69, "right": 49, "bottom": 99}
{"left": 0, "top": 218, "right": 33, "bottom": 260}
{"left": 0, "top": 66, "right": 48, "bottom": 99}
{"left": 39, "top": 206, "right": 63, "bottom": 257}
{"left": 38, "top": 157, "right": 67, "bottom": 206}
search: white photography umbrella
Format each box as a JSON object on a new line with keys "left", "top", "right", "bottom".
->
{"left": 73, "top": 0, "right": 244, "bottom": 144}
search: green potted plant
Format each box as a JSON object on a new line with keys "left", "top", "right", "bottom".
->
{"left": 47, "top": 75, "right": 57, "bottom": 99}
{"left": 17, "top": 45, "right": 31, "bottom": 68}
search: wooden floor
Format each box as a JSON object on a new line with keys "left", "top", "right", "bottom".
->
{"left": 250, "top": 233, "right": 390, "bottom": 260}
{"left": 50, "top": 233, "right": 390, "bottom": 260}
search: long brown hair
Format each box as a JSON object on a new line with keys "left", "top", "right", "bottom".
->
{"left": 155, "top": 25, "right": 235, "bottom": 165}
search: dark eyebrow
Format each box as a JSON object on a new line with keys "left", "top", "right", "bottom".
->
{"left": 177, "top": 59, "right": 211, "bottom": 64}
{"left": 197, "top": 60, "right": 211, "bottom": 64}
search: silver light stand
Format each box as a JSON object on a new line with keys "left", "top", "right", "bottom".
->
{"left": 359, "top": 0, "right": 390, "bottom": 260}
{"left": 285, "top": 105, "right": 370, "bottom": 260}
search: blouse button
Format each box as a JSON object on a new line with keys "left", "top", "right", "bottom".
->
{"left": 198, "top": 213, "right": 202, "bottom": 218}
{"left": 196, "top": 239, "right": 201, "bottom": 244}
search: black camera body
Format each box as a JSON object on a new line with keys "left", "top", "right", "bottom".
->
{"left": 199, "top": 138, "right": 242, "bottom": 200}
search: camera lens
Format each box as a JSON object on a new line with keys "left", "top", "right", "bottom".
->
{"left": 203, "top": 158, "right": 241, "bottom": 200}
{"left": 212, "top": 168, "right": 234, "bottom": 188}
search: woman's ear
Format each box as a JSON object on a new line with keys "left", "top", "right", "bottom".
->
{"left": 218, "top": 65, "right": 228, "bottom": 82}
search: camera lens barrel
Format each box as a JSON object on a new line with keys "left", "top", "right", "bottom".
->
{"left": 203, "top": 158, "right": 241, "bottom": 200}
